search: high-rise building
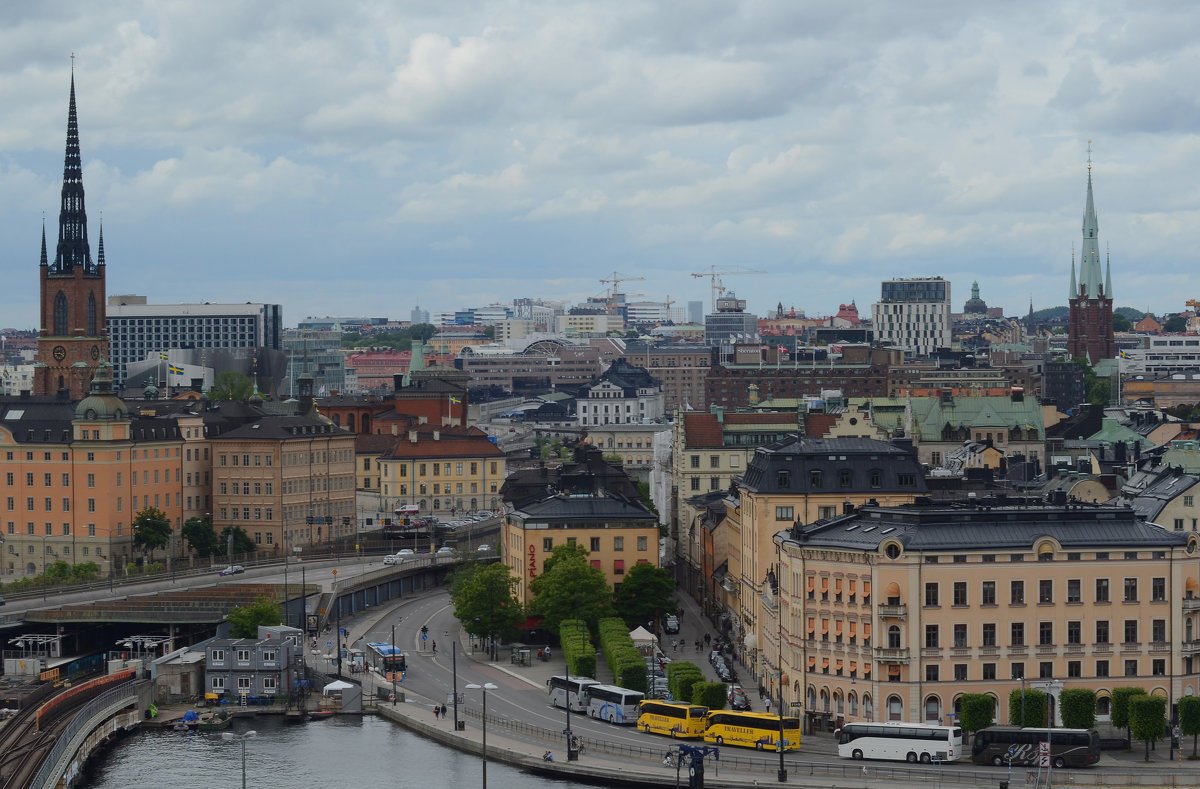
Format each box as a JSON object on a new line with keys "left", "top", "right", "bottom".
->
{"left": 35, "top": 69, "right": 108, "bottom": 400}
{"left": 107, "top": 296, "right": 283, "bottom": 386}
{"left": 1068, "top": 151, "right": 1115, "bottom": 362}
{"left": 687, "top": 300, "right": 705, "bottom": 325}
{"left": 411, "top": 304, "right": 430, "bottom": 325}
{"left": 871, "top": 277, "right": 951, "bottom": 357}
{"left": 704, "top": 294, "right": 758, "bottom": 345}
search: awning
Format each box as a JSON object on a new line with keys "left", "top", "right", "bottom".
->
{"left": 863, "top": 622, "right": 871, "bottom": 639}
{"left": 863, "top": 663, "right": 872, "bottom": 675}
{"left": 834, "top": 578, "right": 843, "bottom": 594}
{"left": 848, "top": 621, "right": 857, "bottom": 637}
{"left": 885, "top": 581, "right": 901, "bottom": 597}
{"left": 848, "top": 579, "right": 857, "bottom": 595}
{"left": 323, "top": 680, "right": 354, "bottom": 694}
{"left": 863, "top": 581, "right": 871, "bottom": 597}
{"left": 821, "top": 620, "right": 829, "bottom": 635}
{"left": 807, "top": 576, "right": 815, "bottom": 593}
{"left": 807, "top": 617, "right": 816, "bottom": 635}
{"left": 835, "top": 659, "right": 843, "bottom": 672}
{"left": 834, "top": 620, "right": 843, "bottom": 636}
{"left": 820, "top": 577, "right": 830, "bottom": 592}
{"left": 849, "top": 661, "right": 857, "bottom": 674}
{"left": 744, "top": 633, "right": 759, "bottom": 650}
{"left": 821, "top": 657, "right": 830, "bottom": 668}
{"left": 591, "top": 559, "right": 602, "bottom": 568}
{"left": 613, "top": 559, "right": 624, "bottom": 572}
{"left": 1188, "top": 577, "right": 1199, "bottom": 594}
{"left": 808, "top": 656, "right": 816, "bottom": 669}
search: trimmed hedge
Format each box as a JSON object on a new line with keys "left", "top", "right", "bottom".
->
{"left": 559, "top": 619, "right": 596, "bottom": 678}
{"left": 692, "top": 681, "right": 727, "bottom": 711}
{"left": 668, "top": 662, "right": 704, "bottom": 702}
{"left": 598, "top": 617, "right": 648, "bottom": 693}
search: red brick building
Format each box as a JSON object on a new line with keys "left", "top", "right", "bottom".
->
{"left": 1067, "top": 157, "right": 1115, "bottom": 362}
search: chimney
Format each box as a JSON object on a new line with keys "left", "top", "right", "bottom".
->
{"left": 391, "top": 424, "right": 397, "bottom": 436}
{"left": 409, "top": 430, "right": 417, "bottom": 443}
{"left": 433, "top": 430, "right": 440, "bottom": 441}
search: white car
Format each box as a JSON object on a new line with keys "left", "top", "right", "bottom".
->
{"left": 396, "top": 548, "right": 415, "bottom": 556}
{"left": 383, "top": 554, "right": 405, "bottom": 566}
{"left": 476, "top": 544, "right": 492, "bottom": 553}
{"left": 436, "top": 546, "right": 455, "bottom": 555}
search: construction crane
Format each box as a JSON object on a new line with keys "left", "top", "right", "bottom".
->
{"left": 598, "top": 271, "right": 646, "bottom": 315}
{"left": 690, "top": 266, "right": 767, "bottom": 311}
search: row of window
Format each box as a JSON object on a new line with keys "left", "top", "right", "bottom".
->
{"left": 540, "top": 535, "right": 651, "bottom": 552}
{"left": 914, "top": 618, "right": 1170, "bottom": 648}
{"left": 918, "top": 577, "right": 1169, "bottom": 607}
{"left": 689, "top": 455, "right": 742, "bottom": 469}
{"left": 386, "top": 461, "right": 500, "bottom": 478}
{"left": 775, "top": 468, "right": 914, "bottom": 489}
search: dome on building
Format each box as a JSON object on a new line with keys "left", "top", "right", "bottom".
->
{"left": 75, "top": 363, "right": 128, "bottom": 420}
{"left": 963, "top": 281, "right": 988, "bottom": 316}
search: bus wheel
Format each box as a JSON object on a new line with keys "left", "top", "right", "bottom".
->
{"left": 920, "top": 753, "right": 931, "bottom": 764}
{"left": 644, "top": 724, "right": 652, "bottom": 734}
{"left": 1053, "top": 757, "right": 1066, "bottom": 769}
{"left": 852, "top": 749, "right": 863, "bottom": 760}
{"left": 991, "top": 756, "right": 1003, "bottom": 767}
{"left": 715, "top": 736, "right": 724, "bottom": 745}
{"left": 906, "top": 752, "right": 917, "bottom": 763}
{"left": 755, "top": 741, "right": 764, "bottom": 751}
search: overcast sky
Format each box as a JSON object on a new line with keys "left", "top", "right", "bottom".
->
{"left": 2, "top": 1, "right": 1198, "bottom": 330}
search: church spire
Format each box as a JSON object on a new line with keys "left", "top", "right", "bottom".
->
{"left": 1069, "top": 246, "right": 1077, "bottom": 300}
{"left": 50, "top": 60, "right": 95, "bottom": 277}
{"left": 40, "top": 216, "right": 48, "bottom": 266}
{"left": 1078, "top": 141, "right": 1103, "bottom": 299}
{"left": 97, "top": 216, "right": 105, "bottom": 266}
{"left": 1105, "top": 243, "right": 1112, "bottom": 298}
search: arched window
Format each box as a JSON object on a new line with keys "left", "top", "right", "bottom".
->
{"left": 835, "top": 691, "right": 844, "bottom": 714}
{"left": 87, "top": 292, "right": 97, "bottom": 335}
{"left": 807, "top": 686, "right": 817, "bottom": 710}
{"left": 1188, "top": 618, "right": 1194, "bottom": 642}
{"left": 433, "top": 499, "right": 441, "bottom": 511}
{"left": 887, "top": 695, "right": 903, "bottom": 721}
{"left": 820, "top": 689, "right": 830, "bottom": 712}
{"left": 863, "top": 694, "right": 874, "bottom": 721}
{"left": 346, "top": 414, "right": 356, "bottom": 432}
{"left": 888, "top": 625, "right": 901, "bottom": 649}
{"left": 925, "top": 696, "right": 941, "bottom": 721}
{"left": 470, "top": 498, "right": 478, "bottom": 510}
{"left": 331, "top": 414, "right": 341, "bottom": 426}
{"left": 848, "top": 692, "right": 858, "bottom": 716}
{"left": 54, "top": 291, "right": 68, "bottom": 336}
{"left": 1097, "top": 696, "right": 1111, "bottom": 716}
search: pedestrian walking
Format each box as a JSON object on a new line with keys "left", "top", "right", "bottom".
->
{"left": 432, "top": 640, "right": 437, "bottom": 655}
{"left": 765, "top": 696, "right": 772, "bottom": 713}
{"left": 440, "top": 704, "right": 447, "bottom": 719}
{"left": 704, "top": 633, "right": 711, "bottom": 646}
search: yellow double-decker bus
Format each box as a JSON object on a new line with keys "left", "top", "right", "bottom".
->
{"left": 637, "top": 700, "right": 708, "bottom": 738}
{"left": 703, "top": 711, "right": 801, "bottom": 751}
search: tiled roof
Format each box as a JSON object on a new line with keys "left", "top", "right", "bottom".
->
{"left": 381, "top": 433, "right": 504, "bottom": 460}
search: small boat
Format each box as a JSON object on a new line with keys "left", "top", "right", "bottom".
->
{"left": 197, "top": 711, "right": 234, "bottom": 732}
{"left": 308, "top": 710, "right": 335, "bottom": 720}
{"left": 172, "top": 722, "right": 192, "bottom": 732}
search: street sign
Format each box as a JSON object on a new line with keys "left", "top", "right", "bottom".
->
{"left": 326, "top": 641, "right": 333, "bottom": 649}
{"left": 422, "top": 632, "right": 428, "bottom": 641}
{"left": 1038, "top": 740, "right": 1050, "bottom": 767}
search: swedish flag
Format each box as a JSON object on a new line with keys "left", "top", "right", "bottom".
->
{"left": 449, "top": 396, "right": 461, "bottom": 405}
{"left": 168, "top": 364, "right": 184, "bottom": 376}
{"left": 1119, "top": 350, "right": 1131, "bottom": 360}
{"left": 159, "top": 352, "right": 168, "bottom": 361}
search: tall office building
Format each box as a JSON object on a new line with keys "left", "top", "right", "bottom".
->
{"left": 687, "top": 300, "right": 704, "bottom": 325}
{"left": 411, "top": 304, "right": 430, "bottom": 325}
{"left": 1067, "top": 151, "right": 1115, "bottom": 362}
{"left": 106, "top": 296, "right": 282, "bottom": 386}
{"left": 870, "top": 277, "right": 951, "bottom": 357}
{"left": 35, "top": 69, "right": 108, "bottom": 400}
{"left": 704, "top": 294, "right": 758, "bottom": 345}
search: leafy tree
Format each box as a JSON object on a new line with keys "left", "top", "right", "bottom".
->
{"left": 613, "top": 562, "right": 675, "bottom": 629}
{"left": 132, "top": 506, "right": 172, "bottom": 556}
{"left": 959, "top": 693, "right": 996, "bottom": 734}
{"left": 410, "top": 323, "right": 438, "bottom": 341}
{"left": 1130, "top": 694, "right": 1167, "bottom": 762}
{"left": 1060, "top": 688, "right": 1096, "bottom": 730}
{"left": 1113, "top": 313, "right": 1132, "bottom": 332}
{"left": 636, "top": 481, "right": 659, "bottom": 517}
{"left": 218, "top": 526, "right": 255, "bottom": 558}
{"left": 182, "top": 517, "right": 221, "bottom": 557}
{"left": 1179, "top": 695, "right": 1200, "bottom": 758}
{"left": 1111, "top": 686, "right": 1146, "bottom": 746}
{"left": 450, "top": 562, "right": 524, "bottom": 651}
{"left": 529, "top": 544, "right": 612, "bottom": 633}
{"left": 44, "top": 560, "right": 74, "bottom": 581}
{"left": 207, "top": 371, "right": 256, "bottom": 401}
{"left": 1165, "top": 315, "right": 1187, "bottom": 333}
{"left": 70, "top": 561, "right": 102, "bottom": 581}
{"left": 1008, "top": 688, "right": 1047, "bottom": 727}
{"left": 226, "top": 596, "right": 282, "bottom": 638}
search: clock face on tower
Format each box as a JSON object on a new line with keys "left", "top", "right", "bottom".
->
{"left": 53, "top": 345, "right": 67, "bottom": 362}
{"left": 91, "top": 345, "right": 100, "bottom": 360}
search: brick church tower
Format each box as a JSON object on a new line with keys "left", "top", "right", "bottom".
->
{"left": 35, "top": 66, "right": 109, "bottom": 399}
{"left": 1067, "top": 148, "right": 1114, "bottom": 363}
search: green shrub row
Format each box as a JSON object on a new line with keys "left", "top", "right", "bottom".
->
{"left": 668, "top": 662, "right": 704, "bottom": 702}
{"left": 559, "top": 619, "right": 596, "bottom": 678}
{"left": 692, "top": 681, "right": 727, "bottom": 711}
{"left": 598, "top": 617, "right": 648, "bottom": 693}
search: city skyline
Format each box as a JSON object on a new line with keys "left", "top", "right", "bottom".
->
{"left": 2, "top": 3, "right": 1199, "bottom": 330}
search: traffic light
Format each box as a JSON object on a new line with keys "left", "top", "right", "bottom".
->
{"left": 420, "top": 626, "right": 429, "bottom": 636}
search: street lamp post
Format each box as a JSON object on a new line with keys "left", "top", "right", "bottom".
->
{"left": 465, "top": 682, "right": 497, "bottom": 789}
{"left": 221, "top": 730, "right": 257, "bottom": 789}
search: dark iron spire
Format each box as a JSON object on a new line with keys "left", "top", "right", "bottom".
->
{"left": 97, "top": 216, "right": 105, "bottom": 266}
{"left": 40, "top": 216, "right": 48, "bottom": 266}
{"left": 50, "top": 63, "right": 95, "bottom": 276}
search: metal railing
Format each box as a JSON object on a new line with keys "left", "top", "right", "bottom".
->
{"left": 30, "top": 680, "right": 139, "bottom": 789}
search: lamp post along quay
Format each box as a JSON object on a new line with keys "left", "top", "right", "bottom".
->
{"left": 466, "top": 682, "right": 498, "bottom": 789}
{"left": 221, "top": 730, "right": 257, "bottom": 789}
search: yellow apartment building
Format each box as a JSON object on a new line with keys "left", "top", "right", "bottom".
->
{"left": 377, "top": 426, "right": 507, "bottom": 517}
{"left": 763, "top": 499, "right": 1199, "bottom": 735}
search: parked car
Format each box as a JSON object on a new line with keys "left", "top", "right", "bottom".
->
{"left": 218, "top": 565, "right": 245, "bottom": 576}
{"left": 383, "top": 554, "right": 405, "bottom": 566}
{"left": 715, "top": 663, "right": 736, "bottom": 683}
{"left": 475, "top": 510, "right": 494, "bottom": 518}
{"left": 476, "top": 544, "right": 493, "bottom": 553}
{"left": 728, "top": 685, "right": 751, "bottom": 711}
{"left": 396, "top": 549, "right": 415, "bottom": 556}
{"left": 664, "top": 615, "right": 680, "bottom": 634}
{"left": 436, "top": 546, "right": 455, "bottom": 555}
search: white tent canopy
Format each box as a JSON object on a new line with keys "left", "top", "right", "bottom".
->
{"left": 629, "top": 626, "right": 655, "bottom": 644}
{"left": 323, "top": 679, "right": 354, "bottom": 694}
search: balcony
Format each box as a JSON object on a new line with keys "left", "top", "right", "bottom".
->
{"left": 877, "top": 604, "right": 907, "bottom": 619}
{"left": 1184, "top": 597, "right": 1200, "bottom": 612}
{"left": 1036, "top": 645, "right": 1057, "bottom": 656}
{"left": 874, "top": 647, "right": 910, "bottom": 664}
{"left": 1182, "top": 640, "right": 1200, "bottom": 656}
